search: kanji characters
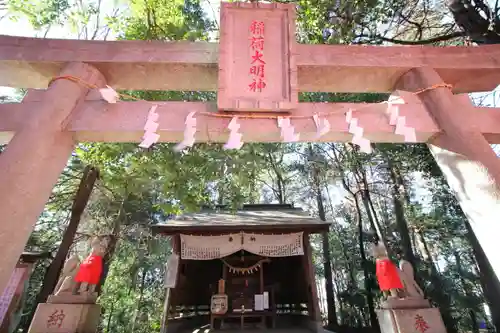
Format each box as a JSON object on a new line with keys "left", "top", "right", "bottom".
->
{"left": 46, "top": 309, "right": 65, "bottom": 328}
{"left": 248, "top": 21, "right": 266, "bottom": 92}
{"left": 249, "top": 36, "right": 264, "bottom": 51}
{"left": 249, "top": 21, "right": 265, "bottom": 36}
{"left": 414, "top": 314, "right": 430, "bottom": 333}
{"left": 249, "top": 78, "right": 266, "bottom": 92}
{"left": 251, "top": 50, "right": 266, "bottom": 65}
{"left": 249, "top": 64, "right": 265, "bottom": 78}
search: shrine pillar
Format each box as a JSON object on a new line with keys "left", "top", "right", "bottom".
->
{"left": 0, "top": 62, "right": 105, "bottom": 294}
{"left": 397, "top": 67, "right": 500, "bottom": 281}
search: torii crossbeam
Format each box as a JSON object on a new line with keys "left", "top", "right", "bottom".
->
{"left": 0, "top": 2, "right": 500, "bottom": 318}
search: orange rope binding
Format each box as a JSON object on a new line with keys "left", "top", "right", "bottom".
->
{"left": 48, "top": 75, "right": 453, "bottom": 120}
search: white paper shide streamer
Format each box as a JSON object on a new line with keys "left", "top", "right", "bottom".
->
{"left": 223, "top": 117, "right": 244, "bottom": 150}
{"left": 174, "top": 112, "right": 197, "bottom": 151}
{"left": 277, "top": 117, "right": 300, "bottom": 142}
{"left": 313, "top": 114, "right": 330, "bottom": 139}
{"left": 139, "top": 105, "right": 160, "bottom": 148}
{"left": 386, "top": 99, "right": 417, "bottom": 143}
{"left": 345, "top": 109, "right": 372, "bottom": 153}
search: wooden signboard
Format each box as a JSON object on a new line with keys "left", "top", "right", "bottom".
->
{"left": 217, "top": 2, "right": 298, "bottom": 112}
{"left": 211, "top": 294, "right": 228, "bottom": 315}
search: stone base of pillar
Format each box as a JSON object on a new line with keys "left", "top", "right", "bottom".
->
{"left": 377, "top": 308, "right": 446, "bottom": 333}
{"left": 28, "top": 303, "right": 100, "bottom": 333}
{"left": 306, "top": 319, "right": 323, "bottom": 333}
{"left": 47, "top": 292, "right": 97, "bottom": 304}
{"left": 380, "top": 297, "right": 431, "bottom": 309}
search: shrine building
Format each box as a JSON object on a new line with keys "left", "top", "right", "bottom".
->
{"left": 152, "top": 204, "right": 329, "bottom": 333}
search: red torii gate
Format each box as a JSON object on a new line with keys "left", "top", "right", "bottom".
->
{"left": 1, "top": 1, "right": 500, "bottom": 304}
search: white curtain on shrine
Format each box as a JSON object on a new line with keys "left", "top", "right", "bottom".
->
{"left": 180, "top": 232, "right": 304, "bottom": 259}
{"left": 180, "top": 233, "right": 242, "bottom": 260}
{"left": 243, "top": 232, "right": 304, "bottom": 257}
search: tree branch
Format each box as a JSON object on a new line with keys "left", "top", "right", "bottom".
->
{"left": 359, "top": 31, "right": 464, "bottom": 45}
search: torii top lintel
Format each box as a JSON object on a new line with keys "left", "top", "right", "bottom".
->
{"left": 217, "top": 1, "right": 298, "bottom": 112}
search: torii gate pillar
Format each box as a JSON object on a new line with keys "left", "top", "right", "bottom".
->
{"left": 0, "top": 63, "right": 105, "bottom": 294}
{"left": 397, "top": 67, "right": 500, "bottom": 280}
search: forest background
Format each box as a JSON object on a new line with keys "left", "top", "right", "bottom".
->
{"left": 1, "top": 0, "right": 500, "bottom": 333}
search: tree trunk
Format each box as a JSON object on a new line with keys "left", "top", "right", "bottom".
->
{"left": 357, "top": 159, "right": 384, "bottom": 242}
{"left": 447, "top": 0, "right": 500, "bottom": 44}
{"left": 329, "top": 146, "right": 361, "bottom": 289}
{"left": 387, "top": 159, "right": 417, "bottom": 267}
{"left": 353, "top": 194, "right": 379, "bottom": 331}
{"left": 320, "top": 231, "right": 338, "bottom": 327}
{"left": 366, "top": 189, "right": 385, "bottom": 239}
{"left": 416, "top": 230, "right": 457, "bottom": 333}
{"left": 453, "top": 250, "right": 479, "bottom": 333}
{"left": 106, "top": 300, "right": 115, "bottom": 333}
{"left": 361, "top": 190, "right": 380, "bottom": 243}
{"left": 276, "top": 169, "right": 285, "bottom": 204}
{"left": 36, "top": 165, "right": 99, "bottom": 304}
{"left": 131, "top": 266, "right": 147, "bottom": 332}
{"left": 310, "top": 145, "right": 338, "bottom": 328}
{"left": 267, "top": 152, "right": 285, "bottom": 204}
{"left": 332, "top": 271, "right": 344, "bottom": 325}
{"left": 97, "top": 195, "right": 128, "bottom": 293}
{"left": 218, "top": 163, "right": 225, "bottom": 205}
{"left": 249, "top": 167, "right": 258, "bottom": 204}
{"left": 464, "top": 219, "right": 500, "bottom": 332}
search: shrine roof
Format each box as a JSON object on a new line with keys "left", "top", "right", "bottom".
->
{"left": 151, "top": 204, "right": 330, "bottom": 235}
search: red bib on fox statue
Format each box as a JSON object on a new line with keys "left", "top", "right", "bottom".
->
{"left": 75, "top": 236, "right": 109, "bottom": 289}
{"left": 75, "top": 254, "right": 103, "bottom": 285}
{"left": 376, "top": 258, "right": 403, "bottom": 291}
{"left": 372, "top": 242, "right": 403, "bottom": 298}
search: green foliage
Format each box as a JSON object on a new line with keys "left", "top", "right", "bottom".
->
{"left": 7, "top": 0, "right": 71, "bottom": 29}
{"left": 98, "top": 238, "right": 170, "bottom": 333}
{"left": 119, "top": 0, "right": 214, "bottom": 41}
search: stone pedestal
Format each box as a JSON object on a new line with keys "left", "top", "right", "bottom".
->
{"left": 47, "top": 292, "right": 97, "bottom": 304}
{"left": 377, "top": 308, "right": 446, "bottom": 333}
{"left": 381, "top": 297, "right": 430, "bottom": 309}
{"left": 28, "top": 303, "right": 100, "bottom": 333}
{"left": 307, "top": 319, "right": 324, "bottom": 333}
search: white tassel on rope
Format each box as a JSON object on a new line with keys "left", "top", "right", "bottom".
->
{"left": 345, "top": 109, "right": 372, "bottom": 153}
{"left": 223, "top": 117, "right": 244, "bottom": 150}
{"left": 386, "top": 99, "right": 417, "bottom": 142}
{"left": 99, "top": 85, "right": 119, "bottom": 104}
{"left": 174, "top": 111, "right": 197, "bottom": 151}
{"left": 139, "top": 105, "right": 160, "bottom": 148}
{"left": 313, "top": 114, "right": 330, "bottom": 139}
{"left": 277, "top": 117, "right": 300, "bottom": 142}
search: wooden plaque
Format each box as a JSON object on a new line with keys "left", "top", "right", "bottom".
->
{"left": 211, "top": 294, "right": 228, "bottom": 315}
{"left": 218, "top": 2, "right": 298, "bottom": 112}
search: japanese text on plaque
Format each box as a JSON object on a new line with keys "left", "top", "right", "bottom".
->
{"left": 249, "top": 21, "right": 266, "bottom": 92}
